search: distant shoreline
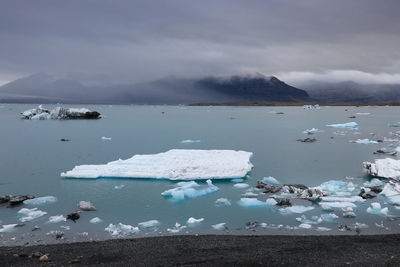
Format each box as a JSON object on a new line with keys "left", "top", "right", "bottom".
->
{"left": 1, "top": 234, "right": 399, "bottom": 266}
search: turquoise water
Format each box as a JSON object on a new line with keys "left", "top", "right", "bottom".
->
{"left": 0, "top": 104, "right": 399, "bottom": 245}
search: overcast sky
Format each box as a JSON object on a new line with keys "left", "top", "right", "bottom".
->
{"left": 1, "top": 0, "right": 400, "bottom": 86}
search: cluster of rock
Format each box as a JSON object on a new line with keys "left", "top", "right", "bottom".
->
{"left": 21, "top": 105, "right": 101, "bottom": 120}
{"left": 256, "top": 181, "right": 325, "bottom": 201}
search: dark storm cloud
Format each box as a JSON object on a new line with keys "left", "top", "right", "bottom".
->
{"left": 0, "top": 0, "right": 400, "bottom": 85}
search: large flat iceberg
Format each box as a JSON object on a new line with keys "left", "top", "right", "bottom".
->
{"left": 61, "top": 149, "right": 253, "bottom": 180}
{"left": 363, "top": 158, "right": 400, "bottom": 179}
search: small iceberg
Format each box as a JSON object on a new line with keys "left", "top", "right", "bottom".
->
{"left": 18, "top": 208, "right": 47, "bottom": 222}
{"left": 167, "top": 222, "right": 187, "bottom": 233}
{"left": 302, "top": 128, "right": 322, "bottom": 135}
{"left": 187, "top": 217, "right": 204, "bottom": 226}
{"left": 181, "top": 139, "right": 201, "bottom": 144}
{"left": 212, "top": 223, "right": 227, "bottom": 231}
{"left": 138, "top": 220, "right": 160, "bottom": 229}
{"left": 61, "top": 149, "right": 253, "bottom": 180}
{"left": 90, "top": 217, "right": 103, "bottom": 224}
{"left": 101, "top": 136, "right": 112, "bottom": 141}
{"left": 231, "top": 178, "right": 244, "bottom": 183}
{"left": 114, "top": 185, "right": 125, "bottom": 189}
{"left": 303, "top": 104, "right": 320, "bottom": 109}
{"left": 351, "top": 139, "right": 378, "bottom": 144}
{"left": 316, "top": 180, "right": 355, "bottom": 197}
{"left": 261, "top": 176, "right": 280, "bottom": 185}
{"left": 21, "top": 105, "right": 101, "bottom": 120}
{"left": 279, "top": 205, "right": 314, "bottom": 215}
{"left": 237, "top": 198, "right": 277, "bottom": 208}
{"left": 233, "top": 183, "right": 249, "bottom": 189}
{"left": 105, "top": 223, "right": 139, "bottom": 236}
{"left": 47, "top": 215, "right": 66, "bottom": 223}
{"left": 299, "top": 223, "right": 312, "bottom": 229}
{"left": 316, "top": 227, "right": 331, "bottom": 232}
{"left": 363, "top": 158, "right": 400, "bottom": 179}
{"left": 366, "top": 202, "right": 389, "bottom": 216}
{"left": 326, "top": 122, "right": 358, "bottom": 129}
{"left": 0, "top": 224, "right": 18, "bottom": 233}
{"left": 320, "top": 201, "right": 356, "bottom": 210}
{"left": 215, "top": 198, "right": 231, "bottom": 207}
{"left": 355, "top": 113, "right": 370, "bottom": 115}
{"left": 23, "top": 196, "right": 57, "bottom": 205}
{"left": 379, "top": 182, "right": 400, "bottom": 205}
{"left": 161, "top": 180, "right": 219, "bottom": 201}
{"left": 78, "top": 201, "right": 96, "bottom": 211}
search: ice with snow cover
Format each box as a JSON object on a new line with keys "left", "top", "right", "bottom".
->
{"left": 363, "top": 158, "right": 400, "bottom": 179}
{"left": 61, "top": 149, "right": 253, "bottom": 180}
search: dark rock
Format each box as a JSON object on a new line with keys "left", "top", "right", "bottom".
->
{"left": 67, "top": 212, "right": 80, "bottom": 222}
{"left": 275, "top": 198, "right": 291, "bottom": 207}
{"left": 0, "top": 195, "right": 35, "bottom": 207}
{"left": 358, "top": 188, "right": 376, "bottom": 199}
{"left": 348, "top": 116, "right": 356, "bottom": 118}
{"left": 338, "top": 224, "right": 352, "bottom": 231}
{"left": 297, "top": 138, "right": 316, "bottom": 143}
{"left": 369, "top": 186, "right": 383, "bottom": 194}
{"left": 377, "top": 140, "right": 383, "bottom": 143}
{"left": 282, "top": 184, "right": 308, "bottom": 193}
{"left": 373, "top": 150, "right": 396, "bottom": 156}
{"left": 60, "top": 138, "right": 70, "bottom": 142}
{"left": 275, "top": 112, "right": 284, "bottom": 114}
{"left": 256, "top": 181, "right": 282, "bottom": 193}
{"left": 56, "top": 233, "right": 64, "bottom": 239}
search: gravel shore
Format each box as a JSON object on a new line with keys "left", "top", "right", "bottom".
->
{"left": 1, "top": 234, "right": 399, "bottom": 266}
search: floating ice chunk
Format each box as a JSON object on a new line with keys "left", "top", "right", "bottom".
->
{"left": 355, "top": 113, "right": 370, "bottom": 115}
{"left": 316, "top": 180, "right": 355, "bottom": 196}
{"left": 231, "top": 178, "right": 244, "bottom": 183}
{"left": 237, "top": 198, "right": 277, "bottom": 208}
{"left": 60, "top": 225, "right": 70, "bottom": 230}
{"left": 215, "top": 198, "right": 231, "bottom": 207}
{"left": 326, "top": 122, "right": 358, "bottom": 129}
{"left": 181, "top": 139, "right": 201, "bottom": 144}
{"left": 353, "top": 222, "right": 368, "bottom": 229}
{"left": 78, "top": 201, "right": 96, "bottom": 211}
{"left": 303, "top": 104, "right": 320, "bottom": 109}
{"left": 114, "top": 185, "right": 125, "bottom": 189}
{"left": 138, "top": 220, "right": 160, "bottom": 229}
{"left": 162, "top": 179, "right": 219, "bottom": 201}
{"left": 233, "top": 183, "right": 249, "bottom": 189}
{"left": 320, "top": 202, "right": 356, "bottom": 210}
{"left": 296, "top": 215, "right": 322, "bottom": 225}
{"left": 61, "top": 149, "right": 253, "bottom": 180}
{"left": 90, "top": 217, "right": 103, "bottom": 224}
{"left": 105, "top": 223, "right": 139, "bottom": 236}
{"left": 212, "top": 223, "right": 226, "bottom": 231}
{"left": 351, "top": 139, "right": 378, "bottom": 144}
{"left": 363, "top": 158, "right": 400, "bottom": 179}
{"left": 47, "top": 215, "right": 66, "bottom": 223}
{"left": 302, "top": 128, "right": 322, "bottom": 134}
{"left": 0, "top": 224, "right": 17, "bottom": 233}
{"left": 17, "top": 208, "right": 47, "bottom": 222}
{"left": 167, "top": 222, "right": 187, "bottom": 233}
{"left": 242, "top": 192, "right": 259, "bottom": 197}
{"left": 316, "top": 227, "right": 332, "bottom": 232}
{"left": 101, "top": 136, "right": 112, "bottom": 140}
{"left": 321, "top": 196, "right": 364, "bottom": 203}
{"left": 363, "top": 179, "right": 384, "bottom": 187}
{"left": 366, "top": 202, "right": 389, "bottom": 216}
{"left": 187, "top": 217, "right": 204, "bottom": 226}
{"left": 320, "top": 213, "right": 339, "bottom": 223}
{"left": 279, "top": 205, "right": 314, "bottom": 215}
{"left": 299, "top": 223, "right": 312, "bottom": 229}
{"left": 380, "top": 183, "right": 400, "bottom": 205}
{"left": 261, "top": 176, "right": 280, "bottom": 185}
{"left": 342, "top": 207, "right": 356, "bottom": 218}
{"left": 21, "top": 106, "right": 101, "bottom": 120}
{"left": 23, "top": 196, "right": 57, "bottom": 205}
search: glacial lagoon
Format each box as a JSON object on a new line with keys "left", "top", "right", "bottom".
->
{"left": 1, "top": 104, "right": 400, "bottom": 245}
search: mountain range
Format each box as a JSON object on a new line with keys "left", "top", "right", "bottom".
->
{"left": 1, "top": 73, "right": 400, "bottom": 104}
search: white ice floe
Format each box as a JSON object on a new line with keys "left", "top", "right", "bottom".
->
{"left": 261, "top": 176, "right": 280, "bottom": 185}
{"left": 320, "top": 213, "right": 339, "bottom": 223}
{"left": 0, "top": 224, "right": 17, "bottom": 233}
{"left": 114, "top": 185, "right": 125, "bottom": 189}
{"left": 354, "top": 222, "right": 369, "bottom": 229}
{"left": 237, "top": 198, "right": 277, "bottom": 208}
{"left": 212, "top": 223, "right": 227, "bottom": 231}
{"left": 326, "top": 122, "right": 358, "bottom": 129}
{"left": 47, "top": 215, "right": 66, "bottom": 223}
{"left": 355, "top": 113, "right": 370, "bottom": 115}
{"left": 320, "top": 201, "right": 356, "bottom": 210}
{"left": 215, "top": 198, "right": 231, "bottom": 207}
{"left": 298, "top": 223, "right": 312, "bottom": 229}
{"left": 23, "top": 196, "right": 57, "bottom": 205}
{"left": 101, "top": 136, "right": 112, "bottom": 140}
{"left": 17, "top": 208, "right": 47, "bottom": 222}
{"left": 167, "top": 222, "right": 187, "bottom": 233}
{"left": 363, "top": 158, "right": 400, "bottom": 179}
{"left": 316, "top": 180, "right": 355, "bottom": 197}
{"left": 351, "top": 139, "right": 378, "bottom": 144}
{"left": 316, "top": 227, "right": 332, "bottom": 232}
{"left": 138, "top": 220, "right": 160, "bottom": 229}
{"left": 78, "top": 201, "right": 96, "bottom": 211}
{"left": 90, "top": 217, "right": 103, "bottom": 224}
{"left": 321, "top": 196, "right": 364, "bottom": 203}
{"left": 61, "top": 149, "right": 253, "bottom": 180}
{"left": 380, "top": 182, "right": 400, "bottom": 205}
{"left": 233, "top": 183, "right": 249, "bottom": 189}
{"left": 21, "top": 105, "right": 100, "bottom": 120}
{"left": 231, "top": 178, "right": 244, "bottom": 183}
{"left": 366, "top": 202, "right": 389, "bottom": 216}
{"left": 296, "top": 213, "right": 338, "bottom": 224}
{"left": 187, "top": 217, "right": 204, "bottom": 226}
{"left": 279, "top": 205, "right": 314, "bottom": 215}
{"left": 181, "top": 139, "right": 201, "bottom": 144}
{"left": 363, "top": 179, "right": 384, "bottom": 187}
{"left": 105, "top": 223, "right": 139, "bottom": 236}
{"left": 342, "top": 207, "right": 356, "bottom": 218}
{"left": 161, "top": 180, "right": 219, "bottom": 201}
{"left": 303, "top": 104, "right": 320, "bottom": 109}
{"left": 241, "top": 192, "right": 259, "bottom": 198}
{"left": 302, "top": 128, "right": 322, "bottom": 134}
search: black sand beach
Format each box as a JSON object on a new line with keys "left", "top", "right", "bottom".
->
{"left": 0, "top": 234, "right": 399, "bottom": 266}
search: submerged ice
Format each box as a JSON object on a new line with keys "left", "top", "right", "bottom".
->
{"left": 61, "top": 149, "right": 253, "bottom": 180}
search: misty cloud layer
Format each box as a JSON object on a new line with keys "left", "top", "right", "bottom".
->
{"left": 1, "top": 0, "right": 400, "bottom": 85}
